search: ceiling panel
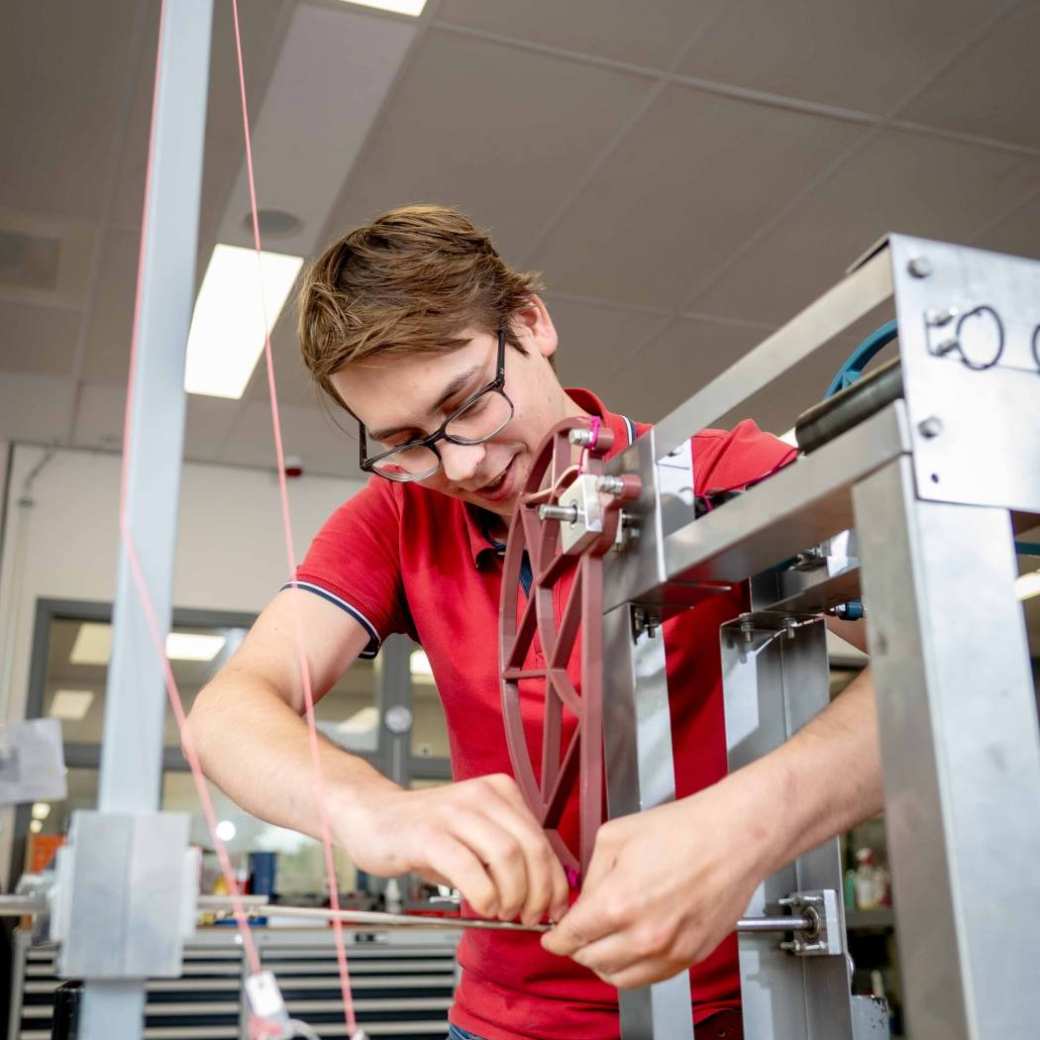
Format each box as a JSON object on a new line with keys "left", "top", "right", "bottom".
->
{"left": 242, "top": 316, "right": 323, "bottom": 408}
{"left": 109, "top": 0, "right": 288, "bottom": 234}
{"left": 71, "top": 383, "right": 126, "bottom": 451}
{"left": 218, "top": 399, "right": 361, "bottom": 478}
{"left": 543, "top": 294, "right": 672, "bottom": 388}
{"left": 320, "top": 28, "right": 654, "bottom": 263}
{"left": 972, "top": 191, "right": 1040, "bottom": 260}
{"left": 80, "top": 229, "right": 139, "bottom": 382}
{"left": 183, "top": 396, "right": 243, "bottom": 462}
{"left": 606, "top": 315, "right": 769, "bottom": 424}
{"left": 0, "top": 302, "right": 81, "bottom": 376}
{"left": 436, "top": 0, "right": 728, "bottom": 71}
{"left": 678, "top": 0, "right": 1004, "bottom": 116}
{"left": 691, "top": 129, "right": 1040, "bottom": 325}
{"left": 530, "top": 84, "right": 864, "bottom": 310}
{"left": 0, "top": 374, "right": 77, "bottom": 444}
{"left": 898, "top": 3, "right": 1040, "bottom": 151}
{"left": 0, "top": 1, "right": 141, "bottom": 220}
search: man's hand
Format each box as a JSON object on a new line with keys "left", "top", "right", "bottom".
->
{"left": 336, "top": 773, "right": 570, "bottom": 926}
{"left": 540, "top": 777, "right": 773, "bottom": 989}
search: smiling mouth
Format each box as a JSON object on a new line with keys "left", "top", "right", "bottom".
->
{"left": 477, "top": 457, "right": 515, "bottom": 495}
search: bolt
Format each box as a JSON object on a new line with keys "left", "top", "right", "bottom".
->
{"left": 568, "top": 428, "right": 595, "bottom": 446}
{"left": 783, "top": 617, "right": 798, "bottom": 641}
{"left": 539, "top": 503, "right": 578, "bottom": 523}
{"left": 740, "top": 618, "right": 755, "bottom": 644}
{"left": 596, "top": 475, "right": 625, "bottom": 496}
{"left": 907, "top": 256, "right": 933, "bottom": 279}
{"left": 917, "top": 416, "right": 943, "bottom": 439}
{"left": 924, "top": 307, "right": 957, "bottom": 326}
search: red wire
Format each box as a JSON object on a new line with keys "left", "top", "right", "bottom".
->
{"left": 229, "top": 0, "right": 358, "bottom": 1033}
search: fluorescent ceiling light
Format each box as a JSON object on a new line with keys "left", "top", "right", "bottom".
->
{"left": 166, "top": 633, "right": 227, "bottom": 662}
{"left": 185, "top": 244, "right": 303, "bottom": 399}
{"left": 336, "top": 0, "right": 427, "bottom": 15}
{"left": 70, "top": 623, "right": 112, "bottom": 666}
{"left": 31, "top": 803, "right": 51, "bottom": 821}
{"left": 49, "top": 689, "right": 94, "bottom": 721}
{"left": 1016, "top": 570, "right": 1040, "bottom": 602}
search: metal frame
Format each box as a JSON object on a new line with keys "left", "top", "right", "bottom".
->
{"left": 588, "top": 234, "right": 1040, "bottom": 1039}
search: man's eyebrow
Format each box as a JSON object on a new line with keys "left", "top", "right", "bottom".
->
{"left": 368, "top": 365, "right": 483, "bottom": 441}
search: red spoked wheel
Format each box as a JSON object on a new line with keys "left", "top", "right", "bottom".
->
{"left": 498, "top": 418, "right": 639, "bottom": 875}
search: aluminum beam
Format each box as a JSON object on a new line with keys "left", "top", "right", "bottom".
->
{"left": 853, "top": 457, "right": 1040, "bottom": 1040}
{"left": 602, "top": 605, "right": 695, "bottom": 1040}
{"left": 81, "top": 2, "right": 213, "bottom": 1036}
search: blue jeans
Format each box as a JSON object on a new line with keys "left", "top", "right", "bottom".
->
{"left": 447, "top": 1027, "right": 485, "bottom": 1040}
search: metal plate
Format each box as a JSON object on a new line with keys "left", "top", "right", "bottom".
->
{"left": 889, "top": 234, "right": 1040, "bottom": 514}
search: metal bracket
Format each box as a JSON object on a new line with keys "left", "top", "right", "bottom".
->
{"left": 51, "top": 811, "right": 195, "bottom": 978}
{"left": 776, "top": 889, "right": 844, "bottom": 957}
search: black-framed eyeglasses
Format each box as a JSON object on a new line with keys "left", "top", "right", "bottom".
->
{"left": 359, "top": 328, "right": 515, "bottom": 483}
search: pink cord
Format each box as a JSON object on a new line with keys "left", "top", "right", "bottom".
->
{"left": 230, "top": 0, "right": 358, "bottom": 1031}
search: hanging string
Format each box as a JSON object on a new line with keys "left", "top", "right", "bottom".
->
{"left": 229, "top": 0, "right": 359, "bottom": 1032}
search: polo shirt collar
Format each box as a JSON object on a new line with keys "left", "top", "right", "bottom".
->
{"left": 464, "top": 387, "right": 638, "bottom": 568}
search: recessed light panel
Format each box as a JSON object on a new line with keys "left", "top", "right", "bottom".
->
{"left": 49, "top": 690, "right": 95, "bottom": 721}
{"left": 185, "top": 244, "right": 303, "bottom": 399}
{"left": 70, "top": 623, "right": 112, "bottom": 666}
{"left": 165, "top": 633, "right": 227, "bottom": 662}
{"left": 337, "top": 0, "right": 426, "bottom": 16}
{"left": 1016, "top": 570, "right": 1040, "bottom": 602}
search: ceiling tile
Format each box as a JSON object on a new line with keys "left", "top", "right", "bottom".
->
{"left": 543, "top": 294, "right": 672, "bottom": 387}
{"left": 678, "top": 0, "right": 1002, "bottom": 116}
{"left": 898, "top": 4, "right": 1040, "bottom": 151}
{"left": 320, "top": 28, "right": 654, "bottom": 262}
{"left": 0, "top": 1, "right": 140, "bottom": 220}
{"left": 218, "top": 399, "right": 361, "bottom": 479}
{"left": 691, "top": 129, "right": 1040, "bottom": 325}
{"left": 241, "top": 316, "right": 322, "bottom": 408}
{"left": 605, "top": 316, "right": 770, "bottom": 424}
{"left": 81, "top": 229, "right": 139, "bottom": 382}
{"left": 71, "top": 383, "right": 126, "bottom": 451}
{"left": 0, "top": 374, "right": 77, "bottom": 444}
{"left": 972, "top": 192, "right": 1040, "bottom": 260}
{"left": 110, "top": 0, "right": 287, "bottom": 234}
{"left": 183, "top": 396, "right": 243, "bottom": 462}
{"left": 0, "top": 302, "right": 82, "bottom": 376}
{"left": 530, "top": 85, "right": 863, "bottom": 309}
{"left": 436, "top": 0, "right": 727, "bottom": 71}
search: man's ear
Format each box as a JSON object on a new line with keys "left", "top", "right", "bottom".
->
{"left": 513, "top": 294, "right": 558, "bottom": 360}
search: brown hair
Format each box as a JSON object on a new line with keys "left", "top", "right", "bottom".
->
{"left": 297, "top": 204, "right": 544, "bottom": 407}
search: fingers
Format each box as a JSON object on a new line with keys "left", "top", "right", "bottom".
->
{"left": 424, "top": 836, "right": 499, "bottom": 918}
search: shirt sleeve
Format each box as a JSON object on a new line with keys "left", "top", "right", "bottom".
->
{"left": 691, "top": 419, "right": 797, "bottom": 496}
{"left": 288, "top": 476, "right": 410, "bottom": 659}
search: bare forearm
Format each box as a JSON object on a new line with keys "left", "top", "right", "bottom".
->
{"left": 730, "top": 668, "right": 883, "bottom": 877}
{"left": 186, "top": 667, "right": 398, "bottom": 843}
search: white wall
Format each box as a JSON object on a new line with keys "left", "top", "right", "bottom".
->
{"left": 0, "top": 442, "right": 362, "bottom": 884}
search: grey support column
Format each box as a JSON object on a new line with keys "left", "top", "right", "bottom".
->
{"left": 720, "top": 614, "right": 856, "bottom": 1039}
{"left": 378, "top": 635, "right": 415, "bottom": 788}
{"left": 602, "top": 605, "right": 695, "bottom": 1040}
{"left": 853, "top": 456, "right": 1040, "bottom": 1040}
{"left": 81, "top": 2, "right": 213, "bottom": 1036}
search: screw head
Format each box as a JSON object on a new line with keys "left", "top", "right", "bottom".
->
{"left": 918, "top": 416, "right": 943, "bottom": 439}
{"left": 908, "top": 256, "right": 933, "bottom": 278}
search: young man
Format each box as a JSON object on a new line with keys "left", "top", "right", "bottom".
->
{"left": 187, "top": 205, "right": 883, "bottom": 1040}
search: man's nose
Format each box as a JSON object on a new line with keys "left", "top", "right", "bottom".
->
{"left": 439, "top": 441, "right": 485, "bottom": 484}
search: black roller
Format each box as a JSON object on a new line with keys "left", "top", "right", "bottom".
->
{"left": 795, "top": 357, "right": 903, "bottom": 454}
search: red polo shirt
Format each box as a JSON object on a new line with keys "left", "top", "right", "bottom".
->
{"left": 295, "top": 389, "right": 796, "bottom": 1040}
